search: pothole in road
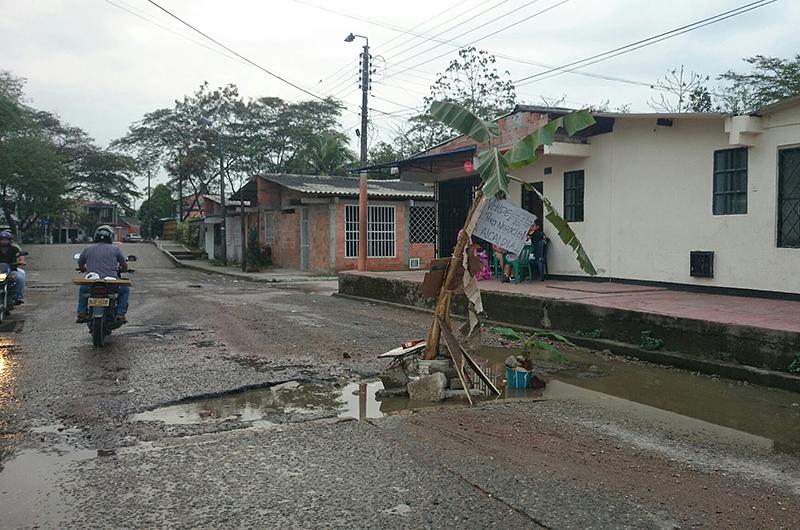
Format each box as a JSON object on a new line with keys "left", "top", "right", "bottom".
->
{"left": 129, "top": 380, "right": 476, "bottom": 426}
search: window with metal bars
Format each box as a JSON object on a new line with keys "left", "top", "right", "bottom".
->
{"left": 778, "top": 147, "right": 800, "bottom": 248}
{"left": 409, "top": 205, "right": 435, "bottom": 244}
{"left": 344, "top": 204, "right": 397, "bottom": 258}
{"left": 713, "top": 148, "right": 748, "bottom": 215}
{"left": 563, "top": 170, "right": 584, "bottom": 222}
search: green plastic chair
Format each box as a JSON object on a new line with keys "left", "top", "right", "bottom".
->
{"left": 510, "top": 245, "right": 534, "bottom": 284}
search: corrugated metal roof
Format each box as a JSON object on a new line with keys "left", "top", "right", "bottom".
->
{"left": 258, "top": 174, "right": 433, "bottom": 199}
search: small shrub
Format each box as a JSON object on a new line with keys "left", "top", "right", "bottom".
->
{"left": 789, "top": 353, "right": 800, "bottom": 374}
{"left": 639, "top": 331, "right": 664, "bottom": 351}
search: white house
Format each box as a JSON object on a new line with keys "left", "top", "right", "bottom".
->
{"left": 386, "top": 96, "right": 800, "bottom": 296}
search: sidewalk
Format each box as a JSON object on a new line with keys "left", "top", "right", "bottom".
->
{"left": 155, "top": 242, "right": 337, "bottom": 284}
{"left": 351, "top": 271, "right": 800, "bottom": 333}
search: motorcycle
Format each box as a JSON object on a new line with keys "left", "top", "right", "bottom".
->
{"left": 0, "top": 250, "right": 29, "bottom": 323}
{"left": 72, "top": 253, "right": 137, "bottom": 347}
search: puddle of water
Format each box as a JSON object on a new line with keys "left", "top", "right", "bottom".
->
{"left": 132, "top": 345, "right": 800, "bottom": 455}
{"left": 480, "top": 345, "right": 800, "bottom": 455}
{"left": 0, "top": 445, "right": 95, "bottom": 528}
{"left": 131, "top": 381, "right": 393, "bottom": 425}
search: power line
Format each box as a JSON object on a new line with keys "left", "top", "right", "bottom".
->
{"left": 101, "top": 0, "right": 248, "bottom": 66}
{"left": 514, "top": 0, "right": 778, "bottom": 87}
{"left": 385, "top": 0, "right": 568, "bottom": 80}
{"left": 381, "top": 0, "right": 516, "bottom": 64}
{"left": 143, "top": 0, "right": 335, "bottom": 103}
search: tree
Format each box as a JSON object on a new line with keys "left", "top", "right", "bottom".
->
{"left": 367, "top": 141, "right": 403, "bottom": 179}
{"left": 401, "top": 47, "right": 516, "bottom": 154}
{"left": 0, "top": 136, "right": 66, "bottom": 234}
{"left": 0, "top": 71, "right": 139, "bottom": 238}
{"left": 717, "top": 54, "right": 800, "bottom": 113}
{"left": 137, "top": 184, "right": 173, "bottom": 238}
{"left": 291, "top": 133, "right": 356, "bottom": 176}
{"left": 648, "top": 65, "right": 710, "bottom": 112}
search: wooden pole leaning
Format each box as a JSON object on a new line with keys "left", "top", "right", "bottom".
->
{"left": 423, "top": 190, "right": 484, "bottom": 360}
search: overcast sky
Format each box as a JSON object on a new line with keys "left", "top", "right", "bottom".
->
{"left": 2, "top": 0, "right": 796, "bottom": 155}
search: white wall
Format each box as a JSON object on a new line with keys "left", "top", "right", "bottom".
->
{"left": 512, "top": 110, "right": 800, "bottom": 294}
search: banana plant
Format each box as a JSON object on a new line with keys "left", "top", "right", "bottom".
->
{"left": 429, "top": 100, "right": 598, "bottom": 275}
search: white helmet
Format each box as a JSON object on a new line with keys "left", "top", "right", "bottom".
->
{"left": 85, "top": 272, "right": 100, "bottom": 280}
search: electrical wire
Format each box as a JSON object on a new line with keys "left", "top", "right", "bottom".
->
{"left": 514, "top": 0, "right": 778, "bottom": 87}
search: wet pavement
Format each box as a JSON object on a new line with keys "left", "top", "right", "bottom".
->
{"left": 0, "top": 244, "right": 798, "bottom": 528}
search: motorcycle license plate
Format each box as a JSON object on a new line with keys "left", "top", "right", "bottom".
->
{"left": 88, "top": 297, "right": 110, "bottom": 307}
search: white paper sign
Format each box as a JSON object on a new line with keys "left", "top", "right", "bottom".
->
{"left": 471, "top": 198, "right": 536, "bottom": 255}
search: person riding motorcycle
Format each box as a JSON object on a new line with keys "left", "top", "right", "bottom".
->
{"left": 0, "top": 230, "right": 25, "bottom": 305}
{"left": 76, "top": 225, "right": 129, "bottom": 324}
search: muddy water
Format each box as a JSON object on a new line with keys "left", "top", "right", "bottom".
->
{"left": 130, "top": 346, "right": 800, "bottom": 454}
{"left": 480, "top": 345, "right": 800, "bottom": 454}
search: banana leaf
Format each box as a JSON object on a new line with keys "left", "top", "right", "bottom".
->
{"left": 510, "top": 175, "right": 597, "bottom": 276}
{"left": 476, "top": 147, "right": 509, "bottom": 198}
{"left": 505, "top": 110, "right": 595, "bottom": 169}
{"left": 429, "top": 101, "right": 597, "bottom": 276}
{"left": 428, "top": 101, "right": 500, "bottom": 143}
{"left": 490, "top": 326, "right": 524, "bottom": 341}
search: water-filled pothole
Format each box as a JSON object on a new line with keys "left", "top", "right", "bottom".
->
{"left": 131, "top": 346, "right": 800, "bottom": 454}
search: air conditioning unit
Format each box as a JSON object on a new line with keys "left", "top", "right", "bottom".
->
{"left": 690, "top": 251, "right": 714, "bottom": 278}
{"left": 409, "top": 257, "right": 421, "bottom": 269}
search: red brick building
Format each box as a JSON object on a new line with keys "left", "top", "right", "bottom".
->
{"left": 205, "top": 174, "right": 435, "bottom": 274}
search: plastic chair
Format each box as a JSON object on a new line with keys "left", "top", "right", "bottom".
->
{"left": 490, "top": 251, "right": 503, "bottom": 278}
{"left": 509, "top": 245, "right": 533, "bottom": 284}
{"left": 530, "top": 239, "right": 548, "bottom": 281}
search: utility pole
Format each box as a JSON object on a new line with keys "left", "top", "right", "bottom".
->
{"left": 240, "top": 178, "right": 246, "bottom": 272}
{"left": 346, "top": 32, "right": 370, "bottom": 271}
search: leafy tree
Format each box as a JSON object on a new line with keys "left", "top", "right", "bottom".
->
{"left": 648, "top": 65, "right": 710, "bottom": 112}
{"left": 115, "top": 82, "right": 347, "bottom": 220}
{"left": 401, "top": 47, "right": 516, "bottom": 153}
{"left": 0, "top": 136, "right": 66, "bottom": 234}
{"left": 0, "top": 71, "right": 139, "bottom": 237}
{"left": 137, "top": 184, "right": 173, "bottom": 238}
{"left": 687, "top": 86, "right": 713, "bottom": 112}
{"left": 367, "top": 141, "right": 403, "bottom": 179}
{"left": 717, "top": 54, "right": 800, "bottom": 113}
{"left": 291, "top": 133, "right": 356, "bottom": 176}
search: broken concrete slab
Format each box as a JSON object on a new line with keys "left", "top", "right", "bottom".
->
{"left": 407, "top": 373, "right": 446, "bottom": 402}
{"left": 379, "top": 365, "right": 410, "bottom": 389}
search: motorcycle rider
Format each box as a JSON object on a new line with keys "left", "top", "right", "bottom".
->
{"left": 0, "top": 230, "right": 25, "bottom": 305}
{"left": 76, "top": 225, "right": 129, "bottom": 324}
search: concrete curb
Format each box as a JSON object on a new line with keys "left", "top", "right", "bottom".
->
{"left": 334, "top": 292, "right": 800, "bottom": 393}
{"left": 152, "top": 242, "right": 336, "bottom": 284}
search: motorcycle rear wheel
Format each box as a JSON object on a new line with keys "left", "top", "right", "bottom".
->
{"left": 91, "top": 317, "right": 105, "bottom": 347}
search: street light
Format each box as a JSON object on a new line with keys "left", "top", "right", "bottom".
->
{"left": 345, "top": 32, "right": 370, "bottom": 271}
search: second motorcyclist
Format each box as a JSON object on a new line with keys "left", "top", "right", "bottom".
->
{"left": 0, "top": 230, "right": 26, "bottom": 305}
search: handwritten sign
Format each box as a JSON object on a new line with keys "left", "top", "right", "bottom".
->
{"left": 471, "top": 198, "right": 536, "bottom": 255}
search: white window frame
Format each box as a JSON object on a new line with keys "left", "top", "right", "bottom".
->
{"left": 344, "top": 204, "right": 397, "bottom": 258}
{"left": 264, "top": 212, "right": 275, "bottom": 246}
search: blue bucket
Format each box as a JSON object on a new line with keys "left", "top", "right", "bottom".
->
{"left": 506, "top": 367, "right": 532, "bottom": 389}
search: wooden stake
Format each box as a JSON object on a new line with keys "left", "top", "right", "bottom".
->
{"left": 424, "top": 191, "right": 484, "bottom": 360}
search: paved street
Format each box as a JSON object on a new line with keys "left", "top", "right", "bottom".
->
{"left": 1, "top": 244, "right": 799, "bottom": 529}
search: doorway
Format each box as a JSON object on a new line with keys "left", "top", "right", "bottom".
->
{"left": 522, "top": 181, "right": 544, "bottom": 223}
{"left": 437, "top": 175, "right": 482, "bottom": 257}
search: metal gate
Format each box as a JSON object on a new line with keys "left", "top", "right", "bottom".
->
{"left": 778, "top": 147, "right": 800, "bottom": 248}
{"left": 300, "top": 207, "right": 310, "bottom": 270}
{"left": 437, "top": 175, "right": 482, "bottom": 257}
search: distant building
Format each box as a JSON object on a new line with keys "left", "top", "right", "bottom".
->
{"left": 202, "top": 174, "right": 435, "bottom": 273}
